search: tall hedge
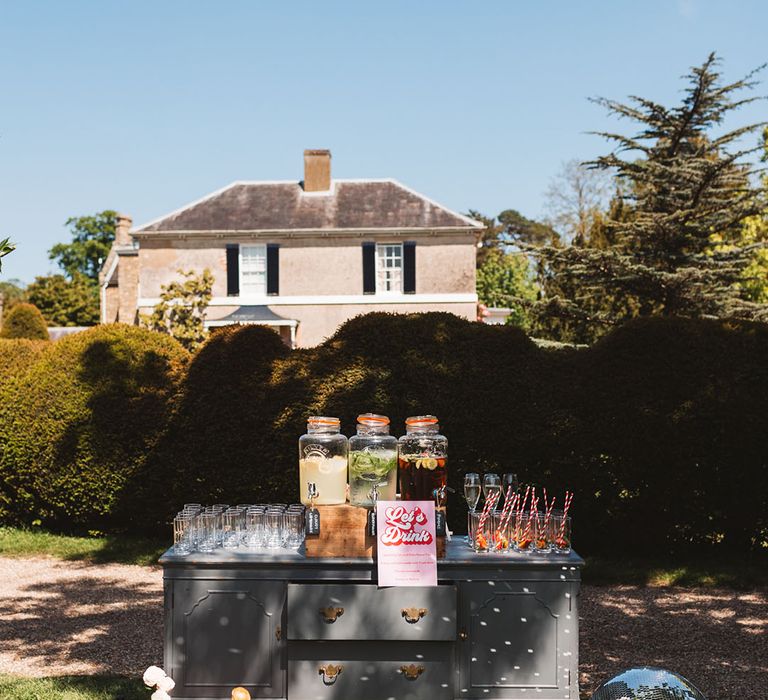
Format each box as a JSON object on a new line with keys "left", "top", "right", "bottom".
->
{"left": 130, "top": 313, "right": 768, "bottom": 555}
{"left": 0, "top": 325, "right": 189, "bottom": 531}
{"left": 0, "top": 303, "right": 49, "bottom": 340}
{"left": 0, "top": 338, "right": 48, "bottom": 387}
{"left": 1, "top": 313, "right": 766, "bottom": 555}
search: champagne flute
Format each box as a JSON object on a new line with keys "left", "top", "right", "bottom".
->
{"left": 502, "top": 472, "right": 519, "bottom": 507}
{"left": 483, "top": 473, "right": 501, "bottom": 511}
{"left": 464, "top": 473, "right": 481, "bottom": 545}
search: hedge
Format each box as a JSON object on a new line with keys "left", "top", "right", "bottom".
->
{"left": 0, "top": 303, "right": 48, "bottom": 340}
{"left": 0, "top": 338, "right": 48, "bottom": 387}
{"left": 1, "top": 313, "right": 766, "bottom": 554}
{"left": 0, "top": 325, "right": 189, "bottom": 531}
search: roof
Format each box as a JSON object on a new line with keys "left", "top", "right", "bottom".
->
{"left": 206, "top": 305, "right": 297, "bottom": 327}
{"left": 135, "top": 179, "right": 482, "bottom": 233}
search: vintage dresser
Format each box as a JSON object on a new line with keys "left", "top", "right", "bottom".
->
{"left": 160, "top": 541, "right": 582, "bottom": 699}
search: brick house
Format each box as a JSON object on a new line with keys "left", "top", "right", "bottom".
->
{"left": 99, "top": 150, "right": 482, "bottom": 347}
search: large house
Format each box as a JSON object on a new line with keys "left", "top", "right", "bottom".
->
{"left": 99, "top": 150, "right": 482, "bottom": 347}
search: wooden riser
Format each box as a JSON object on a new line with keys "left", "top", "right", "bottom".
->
{"left": 304, "top": 504, "right": 446, "bottom": 558}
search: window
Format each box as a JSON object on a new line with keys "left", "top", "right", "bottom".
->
{"left": 240, "top": 244, "right": 267, "bottom": 295}
{"left": 376, "top": 243, "right": 403, "bottom": 293}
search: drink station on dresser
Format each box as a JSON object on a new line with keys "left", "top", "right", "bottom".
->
{"left": 160, "top": 413, "right": 582, "bottom": 700}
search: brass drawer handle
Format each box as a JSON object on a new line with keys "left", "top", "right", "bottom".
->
{"left": 319, "top": 606, "right": 344, "bottom": 623}
{"left": 319, "top": 664, "right": 343, "bottom": 684}
{"left": 400, "top": 664, "right": 425, "bottom": 680}
{"left": 401, "top": 607, "right": 427, "bottom": 623}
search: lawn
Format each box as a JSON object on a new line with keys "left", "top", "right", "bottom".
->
{"left": 1, "top": 525, "right": 766, "bottom": 587}
{"left": 0, "top": 675, "right": 145, "bottom": 700}
{"left": 0, "top": 526, "right": 166, "bottom": 566}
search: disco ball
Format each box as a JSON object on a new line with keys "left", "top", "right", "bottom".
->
{"left": 590, "top": 666, "right": 706, "bottom": 700}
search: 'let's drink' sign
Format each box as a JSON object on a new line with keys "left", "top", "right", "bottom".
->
{"left": 376, "top": 501, "right": 438, "bottom": 587}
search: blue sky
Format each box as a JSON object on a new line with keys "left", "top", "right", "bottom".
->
{"left": 2, "top": 0, "right": 767, "bottom": 284}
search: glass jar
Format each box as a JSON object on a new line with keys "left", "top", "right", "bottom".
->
{"left": 398, "top": 415, "right": 448, "bottom": 501}
{"left": 348, "top": 413, "right": 398, "bottom": 506}
{"left": 298, "top": 416, "right": 348, "bottom": 505}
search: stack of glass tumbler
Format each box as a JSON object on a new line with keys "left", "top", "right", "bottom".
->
{"left": 172, "top": 503, "right": 306, "bottom": 555}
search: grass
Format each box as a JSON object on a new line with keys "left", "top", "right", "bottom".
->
{"left": 583, "top": 553, "right": 768, "bottom": 588}
{"left": 0, "top": 527, "right": 166, "bottom": 566}
{"left": 1, "top": 525, "right": 766, "bottom": 588}
{"left": 0, "top": 675, "right": 145, "bottom": 700}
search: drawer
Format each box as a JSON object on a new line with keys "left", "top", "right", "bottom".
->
{"left": 287, "top": 584, "right": 456, "bottom": 641}
{"left": 288, "top": 641, "right": 453, "bottom": 700}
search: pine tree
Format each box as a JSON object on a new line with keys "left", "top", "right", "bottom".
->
{"left": 529, "top": 53, "right": 768, "bottom": 340}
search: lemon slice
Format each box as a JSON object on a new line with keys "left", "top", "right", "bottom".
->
{"left": 317, "top": 459, "right": 335, "bottom": 474}
{"left": 422, "top": 458, "right": 438, "bottom": 470}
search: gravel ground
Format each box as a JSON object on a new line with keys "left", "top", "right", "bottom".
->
{"left": 0, "top": 556, "right": 765, "bottom": 698}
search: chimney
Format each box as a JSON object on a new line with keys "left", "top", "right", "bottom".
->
{"left": 115, "top": 214, "right": 133, "bottom": 246}
{"left": 303, "top": 149, "right": 332, "bottom": 192}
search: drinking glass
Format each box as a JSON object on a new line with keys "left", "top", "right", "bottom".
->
{"left": 283, "top": 511, "right": 305, "bottom": 550}
{"left": 490, "top": 512, "right": 511, "bottom": 553}
{"left": 533, "top": 511, "right": 551, "bottom": 553}
{"left": 197, "top": 512, "right": 217, "bottom": 552}
{"left": 513, "top": 514, "right": 534, "bottom": 553}
{"left": 265, "top": 509, "right": 284, "bottom": 549}
{"left": 173, "top": 513, "right": 193, "bottom": 555}
{"left": 552, "top": 514, "right": 572, "bottom": 554}
{"left": 483, "top": 473, "right": 501, "bottom": 510}
{"left": 245, "top": 509, "right": 265, "bottom": 549}
{"left": 469, "top": 511, "right": 490, "bottom": 553}
{"left": 222, "top": 508, "right": 244, "bottom": 550}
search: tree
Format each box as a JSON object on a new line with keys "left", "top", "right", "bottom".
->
{"left": 0, "top": 303, "right": 48, "bottom": 340}
{"left": 528, "top": 54, "right": 768, "bottom": 341}
{"left": 542, "top": 159, "right": 610, "bottom": 245}
{"left": 476, "top": 249, "right": 537, "bottom": 328}
{"left": 0, "top": 237, "right": 14, "bottom": 272}
{"left": 0, "top": 279, "right": 26, "bottom": 312}
{"left": 143, "top": 269, "right": 214, "bottom": 351}
{"left": 49, "top": 211, "right": 117, "bottom": 282}
{"left": 26, "top": 273, "right": 100, "bottom": 326}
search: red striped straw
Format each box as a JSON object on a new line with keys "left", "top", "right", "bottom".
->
{"left": 518, "top": 485, "right": 530, "bottom": 518}
{"left": 497, "top": 486, "right": 515, "bottom": 531}
{"left": 558, "top": 491, "right": 573, "bottom": 539}
{"left": 543, "top": 496, "right": 557, "bottom": 530}
{"left": 516, "top": 485, "right": 530, "bottom": 539}
{"left": 477, "top": 490, "right": 499, "bottom": 539}
{"left": 543, "top": 487, "right": 549, "bottom": 512}
{"left": 502, "top": 492, "right": 520, "bottom": 531}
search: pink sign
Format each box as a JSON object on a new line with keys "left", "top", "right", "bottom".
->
{"left": 376, "top": 501, "right": 438, "bottom": 587}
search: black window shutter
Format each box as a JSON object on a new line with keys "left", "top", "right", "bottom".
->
{"left": 267, "top": 244, "right": 279, "bottom": 295}
{"left": 403, "top": 241, "right": 416, "bottom": 293}
{"left": 226, "top": 244, "right": 239, "bottom": 296}
{"left": 362, "top": 242, "right": 376, "bottom": 294}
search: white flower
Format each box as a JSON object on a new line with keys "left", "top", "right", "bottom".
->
{"left": 143, "top": 665, "right": 166, "bottom": 688}
{"left": 157, "top": 675, "right": 176, "bottom": 692}
{"left": 151, "top": 690, "right": 171, "bottom": 700}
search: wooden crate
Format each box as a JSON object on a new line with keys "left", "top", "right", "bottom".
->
{"left": 304, "top": 504, "right": 446, "bottom": 558}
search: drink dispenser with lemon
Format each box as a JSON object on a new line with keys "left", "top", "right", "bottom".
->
{"left": 298, "top": 417, "right": 348, "bottom": 505}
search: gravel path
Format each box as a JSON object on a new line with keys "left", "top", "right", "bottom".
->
{"left": 1, "top": 556, "right": 766, "bottom": 698}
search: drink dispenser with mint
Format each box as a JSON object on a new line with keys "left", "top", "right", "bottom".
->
{"left": 348, "top": 413, "right": 398, "bottom": 506}
{"left": 298, "top": 417, "right": 348, "bottom": 505}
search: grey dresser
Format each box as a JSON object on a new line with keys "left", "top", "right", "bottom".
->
{"left": 160, "top": 541, "right": 582, "bottom": 700}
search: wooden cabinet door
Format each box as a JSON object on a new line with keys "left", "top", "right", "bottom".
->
{"left": 457, "top": 580, "right": 578, "bottom": 699}
{"left": 167, "top": 579, "right": 285, "bottom": 699}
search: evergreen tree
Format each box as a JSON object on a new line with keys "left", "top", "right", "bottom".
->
{"left": 143, "top": 269, "right": 214, "bottom": 351}
{"left": 529, "top": 54, "right": 768, "bottom": 340}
